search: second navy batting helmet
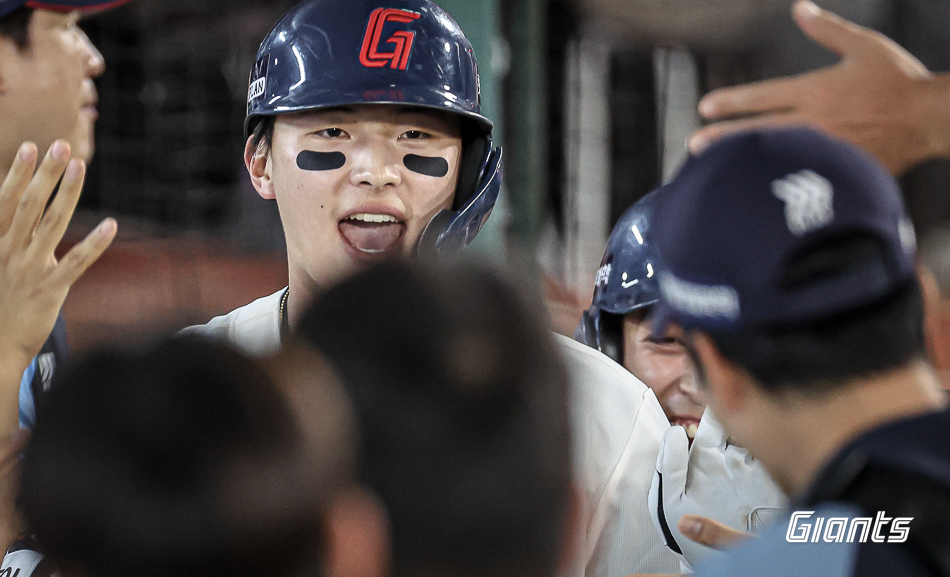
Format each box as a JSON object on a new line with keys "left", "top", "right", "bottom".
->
{"left": 246, "top": 0, "right": 502, "bottom": 255}
{"left": 575, "top": 190, "right": 663, "bottom": 363}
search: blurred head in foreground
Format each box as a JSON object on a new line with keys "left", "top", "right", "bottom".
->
{"left": 21, "top": 336, "right": 358, "bottom": 577}
{"left": 295, "top": 259, "right": 575, "bottom": 577}
{"left": 652, "top": 128, "right": 942, "bottom": 495}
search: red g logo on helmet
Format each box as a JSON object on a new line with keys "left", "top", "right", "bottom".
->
{"left": 359, "top": 8, "right": 421, "bottom": 70}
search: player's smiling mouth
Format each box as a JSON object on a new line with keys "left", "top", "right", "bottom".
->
{"left": 339, "top": 212, "right": 407, "bottom": 257}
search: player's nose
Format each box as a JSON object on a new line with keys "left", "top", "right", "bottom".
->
{"left": 349, "top": 139, "right": 401, "bottom": 189}
{"left": 79, "top": 28, "right": 106, "bottom": 78}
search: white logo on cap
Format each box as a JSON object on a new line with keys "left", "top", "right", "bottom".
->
{"left": 659, "top": 272, "right": 740, "bottom": 321}
{"left": 772, "top": 170, "right": 834, "bottom": 236}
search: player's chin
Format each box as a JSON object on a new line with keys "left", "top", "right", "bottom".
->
{"left": 71, "top": 127, "right": 96, "bottom": 163}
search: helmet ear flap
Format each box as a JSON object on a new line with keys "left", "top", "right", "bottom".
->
{"left": 574, "top": 311, "right": 624, "bottom": 366}
{"left": 598, "top": 312, "right": 624, "bottom": 365}
{"left": 454, "top": 125, "right": 489, "bottom": 210}
{"left": 416, "top": 145, "right": 501, "bottom": 256}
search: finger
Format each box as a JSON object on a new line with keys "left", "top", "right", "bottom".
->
{"left": 678, "top": 514, "right": 750, "bottom": 551}
{"left": 8, "top": 140, "right": 70, "bottom": 249}
{"left": 697, "top": 74, "right": 810, "bottom": 120}
{"left": 30, "top": 159, "right": 86, "bottom": 258}
{"left": 49, "top": 217, "right": 116, "bottom": 288}
{"left": 688, "top": 113, "right": 807, "bottom": 154}
{"left": 0, "top": 143, "right": 38, "bottom": 236}
{"left": 792, "top": 0, "right": 872, "bottom": 57}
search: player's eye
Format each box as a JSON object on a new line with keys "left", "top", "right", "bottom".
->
{"left": 645, "top": 335, "right": 685, "bottom": 352}
{"left": 400, "top": 130, "right": 431, "bottom": 140}
{"left": 316, "top": 128, "right": 347, "bottom": 138}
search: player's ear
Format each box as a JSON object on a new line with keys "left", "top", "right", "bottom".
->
{"left": 245, "top": 135, "right": 276, "bottom": 200}
{"left": 691, "top": 332, "right": 750, "bottom": 415}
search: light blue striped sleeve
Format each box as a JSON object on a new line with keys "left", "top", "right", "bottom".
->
{"left": 18, "top": 358, "right": 37, "bottom": 431}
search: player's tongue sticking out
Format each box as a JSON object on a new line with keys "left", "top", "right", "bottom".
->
{"left": 339, "top": 214, "right": 405, "bottom": 255}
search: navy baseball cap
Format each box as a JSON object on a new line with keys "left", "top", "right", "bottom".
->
{"left": 652, "top": 128, "right": 917, "bottom": 332}
{"left": 0, "top": 0, "right": 133, "bottom": 19}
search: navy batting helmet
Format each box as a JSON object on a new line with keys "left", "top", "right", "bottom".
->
{"left": 575, "top": 190, "right": 663, "bottom": 363}
{"left": 246, "top": 0, "right": 502, "bottom": 255}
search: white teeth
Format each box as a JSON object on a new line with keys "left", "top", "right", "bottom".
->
{"left": 347, "top": 213, "right": 398, "bottom": 223}
{"left": 685, "top": 423, "right": 699, "bottom": 439}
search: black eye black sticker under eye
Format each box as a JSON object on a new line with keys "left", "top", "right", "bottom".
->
{"left": 404, "top": 154, "right": 449, "bottom": 178}
{"left": 297, "top": 151, "right": 346, "bottom": 171}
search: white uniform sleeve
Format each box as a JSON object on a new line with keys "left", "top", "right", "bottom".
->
{"left": 555, "top": 335, "right": 680, "bottom": 577}
{"left": 179, "top": 289, "right": 285, "bottom": 357}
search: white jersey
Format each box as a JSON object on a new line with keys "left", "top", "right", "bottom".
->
{"left": 185, "top": 290, "right": 678, "bottom": 577}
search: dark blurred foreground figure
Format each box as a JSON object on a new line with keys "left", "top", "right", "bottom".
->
{"left": 294, "top": 260, "right": 575, "bottom": 577}
{"left": 653, "top": 128, "right": 949, "bottom": 576}
{"left": 18, "top": 336, "right": 359, "bottom": 577}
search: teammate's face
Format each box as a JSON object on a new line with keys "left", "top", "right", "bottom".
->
{"left": 248, "top": 105, "right": 461, "bottom": 292}
{"left": 0, "top": 10, "right": 104, "bottom": 166}
{"left": 622, "top": 313, "right": 706, "bottom": 436}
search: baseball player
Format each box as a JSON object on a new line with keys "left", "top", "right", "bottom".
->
{"left": 575, "top": 191, "right": 787, "bottom": 570}
{"left": 0, "top": 139, "right": 116, "bottom": 560}
{"left": 0, "top": 0, "right": 131, "bottom": 433}
{"left": 653, "top": 127, "right": 949, "bottom": 576}
{"left": 0, "top": 0, "right": 130, "bottom": 567}
{"left": 185, "top": 0, "right": 679, "bottom": 574}
{"left": 576, "top": 190, "right": 705, "bottom": 437}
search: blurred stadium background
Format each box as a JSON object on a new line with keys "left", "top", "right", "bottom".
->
{"left": 62, "top": 0, "right": 950, "bottom": 348}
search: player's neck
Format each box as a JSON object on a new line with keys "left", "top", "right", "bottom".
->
{"left": 769, "top": 359, "right": 946, "bottom": 496}
{"left": 286, "top": 277, "right": 312, "bottom": 332}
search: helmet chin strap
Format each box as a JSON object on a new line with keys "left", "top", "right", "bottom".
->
{"left": 416, "top": 146, "right": 503, "bottom": 256}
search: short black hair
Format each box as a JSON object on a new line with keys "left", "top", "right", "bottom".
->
{"left": 21, "top": 336, "right": 333, "bottom": 577}
{"left": 249, "top": 116, "right": 276, "bottom": 156}
{"left": 700, "top": 233, "right": 927, "bottom": 395}
{"left": 0, "top": 6, "right": 32, "bottom": 49}
{"left": 296, "top": 259, "right": 573, "bottom": 577}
